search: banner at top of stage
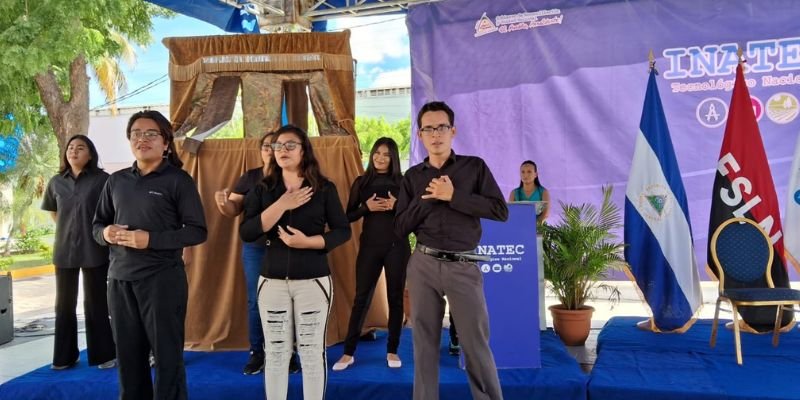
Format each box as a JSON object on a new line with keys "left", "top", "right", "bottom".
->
{"left": 408, "top": 0, "right": 800, "bottom": 278}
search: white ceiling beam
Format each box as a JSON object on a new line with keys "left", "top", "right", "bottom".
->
{"left": 303, "top": 0, "right": 442, "bottom": 18}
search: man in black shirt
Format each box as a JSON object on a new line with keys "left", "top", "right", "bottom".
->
{"left": 396, "top": 101, "right": 507, "bottom": 400}
{"left": 93, "top": 110, "right": 207, "bottom": 400}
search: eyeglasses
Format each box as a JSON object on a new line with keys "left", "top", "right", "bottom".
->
{"left": 260, "top": 143, "right": 272, "bottom": 151}
{"left": 129, "top": 129, "right": 162, "bottom": 141}
{"left": 270, "top": 141, "right": 301, "bottom": 152}
{"left": 419, "top": 124, "right": 452, "bottom": 135}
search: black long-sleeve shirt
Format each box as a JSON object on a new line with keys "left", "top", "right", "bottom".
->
{"left": 395, "top": 151, "right": 508, "bottom": 252}
{"left": 42, "top": 168, "right": 109, "bottom": 269}
{"left": 239, "top": 178, "right": 351, "bottom": 279}
{"left": 346, "top": 173, "right": 403, "bottom": 246}
{"left": 232, "top": 167, "right": 266, "bottom": 245}
{"left": 92, "top": 161, "right": 208, "bottom": 281}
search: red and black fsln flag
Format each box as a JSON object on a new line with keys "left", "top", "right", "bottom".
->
{"left": 707, "top": 64, "right": 791, "bottom": 331}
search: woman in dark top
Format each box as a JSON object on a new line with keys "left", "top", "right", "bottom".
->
{"left": 92, "top": 110, "right": 207, "bottom": 400}
{"left": 332, "top": 137, "right": 410, "bottom": 370}
{"left": 214, "top": 131, "right": 299, "bottom": 375}
{"left": 240, "top": 124, "right": 350, "bottom": 400}
{"left": 41, "top": 135, "right": 116, "bottom": 370}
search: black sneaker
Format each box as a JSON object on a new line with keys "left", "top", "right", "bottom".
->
{"left": 288, "top": 350, "right": 301, "bottom": 374}
{"left": 243, "top": 351, "right": 265, "bottom": 375}
{"left": 359, "top": 330, "right": 378, "bottom": 341}
{"left": 448, "top": 340, "right": 461, "bottom": 356}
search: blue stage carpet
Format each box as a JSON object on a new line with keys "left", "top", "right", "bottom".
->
{"left": 589, "top": 316, "right": 800, "bottom": 400}
{"left": 0, "top": 328, "right": 587, "bottom": 400}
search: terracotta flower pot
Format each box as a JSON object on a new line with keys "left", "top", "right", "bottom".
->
{"left": 549, "top": 304, "right": 594, "bottom": 346}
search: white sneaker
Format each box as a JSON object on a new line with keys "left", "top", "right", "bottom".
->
{"left": 98, "top": 359, "right": 117, "bottom": 369}
{"left": 332, "top": 357, "right": 354, "bottom": 371}
{"left": 387, "top": 358, "right": 402, "bottom": 368}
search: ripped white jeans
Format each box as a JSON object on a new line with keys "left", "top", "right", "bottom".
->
{"left": 257, "top": 276, "right": 332, "bottom": 400}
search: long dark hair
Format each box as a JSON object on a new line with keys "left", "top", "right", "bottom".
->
{"left": 363, "top": 137, "right": 402, "bottom": 186}
{"left": 126, "top": 110, "right": 183, "bottom": 168}
{"left": 260, "top": 131, "right": 275, "bottom": 172}
{"left": 59, "top": 135, "right": 102, "bottom": 174}
{"left": 263, "top": 124, "right": 326, "bottom": 191}
{"left": 517, "top": 160, "right": 541, "bottom": 191}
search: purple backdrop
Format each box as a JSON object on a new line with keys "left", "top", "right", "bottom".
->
{"left": 407, "top": 0, "right": 800, "bottom": 279}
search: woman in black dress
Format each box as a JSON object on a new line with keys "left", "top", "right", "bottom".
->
{"left": 333, "top": 137, "right": 410, "bottom": 370}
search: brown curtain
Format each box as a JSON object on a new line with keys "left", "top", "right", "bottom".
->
{"left": 178, "top": 139, "right": 252, "bottom": 350}
{"left": 241, "top": 72, "right": 284, "bottom": 138}
{"left": 163, "top": 32, "right": 356, "bottom": 138}
{"left": 176, "top": 136, "right": 384, "bottom": 349}
{"left": 284, "top": 80, "right": 309, "bottom": 131}
{"left": 165, "top": 32, "right": 382, "bottom": 349}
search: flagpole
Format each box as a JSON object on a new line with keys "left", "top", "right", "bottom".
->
{"left": 629, "top": 50, "right": 700, "bottom": 334}
{"left": 636, "top": 49, "right": 660, "bottom": 333}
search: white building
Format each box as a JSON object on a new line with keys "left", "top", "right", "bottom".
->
{"left": 355, "top": 86, "right": 411, "bottom": 122}
{"left": 88, "top": 105, "right": 170, "bottom": 173}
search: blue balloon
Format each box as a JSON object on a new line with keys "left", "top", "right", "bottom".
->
{"left": 0, "top": 114, "right": 22, "bottom": 174}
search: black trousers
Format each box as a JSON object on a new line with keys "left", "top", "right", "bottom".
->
{"left": 343, "top": 240, "right": 410, "bottom": 355}
{"left": 53, "top": 265, "right": 115, "bottom": 366}
{"left": 108, "top": 266, "right": 188, "bottom": 400}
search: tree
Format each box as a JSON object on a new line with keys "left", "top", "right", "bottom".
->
{"left": 0, "top": 1, "right": 167, "bottom": 152}
{"left": 354, "top": 116, "right": 411, "bottom": 160}
{"left": 0, "top": 128, "right": 58, "bottom": 256}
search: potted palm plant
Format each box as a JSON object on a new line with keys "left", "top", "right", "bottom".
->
{"left": 540, "top": 185, "right": 625, "bottom": 346}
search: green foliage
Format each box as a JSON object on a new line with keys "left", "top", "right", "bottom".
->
{"left": 0, "top": 129, "right": 59, "bottom": 256}
{"left": 0, "top": 256, "right": 11, "bottom": 272}
{"left": 27, "top": 226, "right": 54, "bottom": 237}
{"left": 16, "top": 231, "right": 46, "bottom": 254}
{"left": 355, "top": 117, "right": 411, "bottom": 160}
{"left": 540, "top": 185, "right": 626, "bottom": 310}
{"left": 41, "top": 245, "right": 53, "bottom": 263}
{"left": 212, "top": 115, "right": 245, "bottom": 139}
{"left": 0, "top": 0, "right": 165, "bottom": 135}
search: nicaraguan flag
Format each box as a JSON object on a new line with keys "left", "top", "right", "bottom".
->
{"left": 624, "top": 69, "right": 703, "bottom": 331}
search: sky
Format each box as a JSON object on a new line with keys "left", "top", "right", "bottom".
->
{"left": 89, "top": 14, "right": 411, "bottom": 109}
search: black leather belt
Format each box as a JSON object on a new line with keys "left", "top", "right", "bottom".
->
{"left": 416, "top": 244, "right": 490, "bottom": 263}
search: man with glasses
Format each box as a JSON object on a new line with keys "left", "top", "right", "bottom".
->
{"left": 93, "top": 110, "right": 207, "bottom": 399}
{"left": 395, "top": 101, "right": 508, "bottom": 400}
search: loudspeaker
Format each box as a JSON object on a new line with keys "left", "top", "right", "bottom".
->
{"left": 0, "top": 273, "right": 12, "bottom": 345}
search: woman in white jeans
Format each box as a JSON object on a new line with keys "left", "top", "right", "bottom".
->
{"left": 240, "top": 124, "right": 351, "bottom": 399}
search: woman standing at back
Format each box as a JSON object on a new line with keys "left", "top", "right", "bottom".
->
{"left": 214, "top": 131, "right": 300, "bottom": 375}
{"left": 333, "top": 137, "right": 410, "bottom": 371}
{"left": 42, "top": 135, "right": 116, "bottom": 370}
{"left": 509, "top": 160, "right": 551, "bottom": 223}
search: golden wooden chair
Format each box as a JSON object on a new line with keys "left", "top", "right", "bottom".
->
{"left": 709, "top": 217, "right": 800, "bottom": 365}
